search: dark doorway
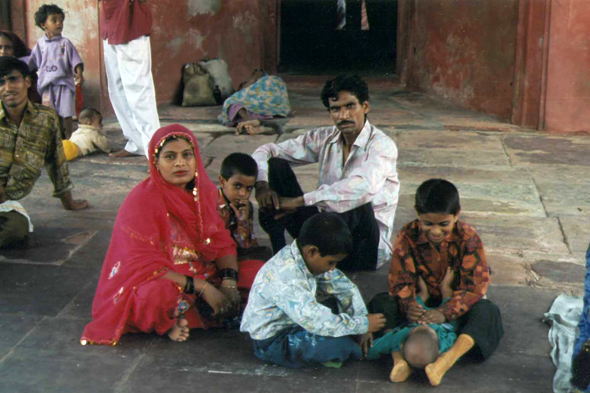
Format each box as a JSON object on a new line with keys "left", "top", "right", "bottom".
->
{"left": 278, "top": 0, "right": 398, "bottom": 75}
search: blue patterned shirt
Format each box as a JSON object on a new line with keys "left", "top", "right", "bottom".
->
{"left": 241, "top": 241, "right": 369, "bottom": 340}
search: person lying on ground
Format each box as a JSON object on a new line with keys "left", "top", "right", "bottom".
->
{"left": 219, "top": 69, "right": 291, "bottom": 136}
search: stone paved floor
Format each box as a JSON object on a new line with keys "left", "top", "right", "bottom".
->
{"left": 0, "top": 82, "right": 587, "bottom": 392}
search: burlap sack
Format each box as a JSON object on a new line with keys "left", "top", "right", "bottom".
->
{"left": 181, "top": 63, "right": 216, "bottom": 107}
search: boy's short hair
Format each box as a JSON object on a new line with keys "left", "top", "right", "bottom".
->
{"left": 298, "top": 212, "right": 353, "bottom": 257}
{"left": 78, "top": 107, "right": 102, "bottom": 123}
{"left": 220, "top": 153, "right": 258, "bottom": 179}
{"left": 415, "top": 179, "right": 461, "bottom": 215}
{"left": 321, "top": 74, "right": 369, "bottom": 109}
{"left": 35, "top": 4, "right": 65, "bottom": 29}
{"left": 0, "top": 56, "right": 29, "bottom": 79}
{"left": 403, "top": 327, "right": 440, "bottom": 368}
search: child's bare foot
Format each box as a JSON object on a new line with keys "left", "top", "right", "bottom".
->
{"left": 441, "top": 267, "right": 455, "bottom": 299}
{"left": 236, "top": 120, "right": 263, "bottom": 135}
{"left": 167, "top": 317, "right": 189, "bottom": 342}
{"left": 109, "top": 149, "right": 136, "bottom": 158}
{"left": 390, "top": 351, "right": 411, "bottom": 382}
{"left": 417, "top": 275, "right": 430, "bottom": 303}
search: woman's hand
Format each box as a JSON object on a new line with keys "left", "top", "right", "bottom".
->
{"left": 201, "top": 283, "right": 231, "bottom": 318}
{"left": 219, "top": 279, "right": 241, "bottom": 314}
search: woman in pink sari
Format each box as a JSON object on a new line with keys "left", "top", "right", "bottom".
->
{"left": 81, "top": 124, "right": 263, "bottom": 345}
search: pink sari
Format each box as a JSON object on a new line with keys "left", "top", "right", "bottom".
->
{"left": 81, "top": 124, "right": 262, "bottom": 345}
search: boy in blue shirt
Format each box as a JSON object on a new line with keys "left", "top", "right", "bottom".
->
{"left": 241, "top": 212, "right": 386, "bottom": 368}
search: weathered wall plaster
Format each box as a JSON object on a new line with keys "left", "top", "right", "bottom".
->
{"left": 25, "top": 0, "right": 103, "bottom": 113}
{"left": 544, "top": 0, "right": 590, "bottom": 133}
{"left": 407, "top": 0, "right": 519, "bottom": 121}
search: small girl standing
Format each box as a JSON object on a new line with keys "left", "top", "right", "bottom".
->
{"left": 28, "top": 4, "right": 84, "bottom": 139}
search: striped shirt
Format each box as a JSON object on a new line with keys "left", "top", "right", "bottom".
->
{"left": 0, "top": 101, "right": 73, "bottom": 200}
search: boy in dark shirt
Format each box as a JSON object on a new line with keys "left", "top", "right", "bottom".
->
{"left": 370, "top": 179, "right": 504, "bottom": 386}
{"left": 217, "top": 153, "right": 271, "bottom": 261}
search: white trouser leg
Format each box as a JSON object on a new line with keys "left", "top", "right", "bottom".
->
{"left": 103, "top": 36, "right": 160, "bottom": 156}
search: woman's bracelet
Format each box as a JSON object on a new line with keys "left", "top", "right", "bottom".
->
{"left": 184, "top": 276, "right": 195, "bottom": 294}
{"left": 199, "top": 281, "right": 209, "bottom": 297}
{"left": 219, "top": 268, "right": 238, "bottom": 281}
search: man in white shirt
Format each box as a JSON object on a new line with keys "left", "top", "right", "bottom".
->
{"left": 252, "top": 75, "right": 400, "bottom": 270}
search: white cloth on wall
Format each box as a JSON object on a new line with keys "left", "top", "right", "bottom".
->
{"left": 103, "top": 35, "right": 160, "bottom": 157}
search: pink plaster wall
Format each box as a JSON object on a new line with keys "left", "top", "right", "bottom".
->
{"left": 149, "top": 0, "right": 263, "bottom": 104}
{"left": 22, "top": 0, "right": 264, "bottom": 113}
{"left": 407, "top": 0, "right": 520, "bottom": 121}
{"left": 24, "top": 0, "right": 103, "bottom": 112}
{"left": 544, "top": 0, "right": 590, "bottom": 133}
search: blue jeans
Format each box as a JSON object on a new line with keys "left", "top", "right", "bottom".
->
{"left": 253, "top": 326, "right": 361, "bottom": 368}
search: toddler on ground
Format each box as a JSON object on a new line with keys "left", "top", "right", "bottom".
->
{"left": 62, "top": 108, "right": 110, "bottom": 161}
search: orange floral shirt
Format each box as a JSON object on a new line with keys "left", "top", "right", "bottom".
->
{"left": 388, "top": 219, "right": 489, "bottom": 321}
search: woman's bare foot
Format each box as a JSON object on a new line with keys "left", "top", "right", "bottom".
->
{"left": 109, "top": 149, "right": 136, "bottom": 158}
{"left": 236, "top": 120, "right": 263, "bottom": 135}
{"left": 167, "top": 317, "right": 189, "bottom": 342}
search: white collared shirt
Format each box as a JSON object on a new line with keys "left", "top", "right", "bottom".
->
{"left": 252, "top": 121, "right": 400, "bottom": 267}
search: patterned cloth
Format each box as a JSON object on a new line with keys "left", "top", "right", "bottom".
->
{"left": 251, "top": 120, "right": 399, "bottom": 268}
{"left": 0, "top": 101, "right": 73, "bottom": 200}
{"left": 218, "top": 75, "right": 291, "bottom": 126}
{"left": 366, "top": 298, "right": 458, "bottom": 360}
{"left": 388, "top": 219, "right": 490, "bottom": 321}
{"left": 241, "top": 240, "right": 369, "bottom": 340}
{"left": 216, "top": 188, "right": 259, "bottom": 249}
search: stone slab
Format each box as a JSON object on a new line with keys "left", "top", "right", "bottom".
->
{"left": 0, "top": 313, "right": 44, "bottom": 359}
{"left": 559, "top": 217, "right": 590, "bottom": 256}
{"left": 0, "top": 264, "right": 94, "bottom": 316}
{"left": 0, "top": 227, "right": 95, "bottom": 265}
{"left": 396, "top": 130, "right": 505, "bottom": 151}
{"left": 486, "top": 252, "right": 530, "bottom": 287}
{"left": 399, "top": 149, "right": 511, "bottom": 169}
{"left": 462, "top": 214, "right": 570, "bottom": 256}
{"left": 57, "top": 278, "right": 98, "bottom": 320}
{"left": 504, "top": 134, "right": 590, "bottom": 167}
{"left": 62, "top": 230, "right": 112, "bottom": 270}
{"left": 487, "top": 286, "right": 558, "bottom": 357}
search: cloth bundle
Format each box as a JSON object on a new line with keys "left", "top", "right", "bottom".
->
{"left": 181, "top": 58, "right": 234, "bottom": 107}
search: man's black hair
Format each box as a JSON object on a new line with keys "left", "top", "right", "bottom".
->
{"left": 320, "top": 74, "right": 369, "bottom": 109}
{"left": 220, "top": 153, "right": 258, "bottom": 180}
{"left": 298, "top": 212, "right": 353, "bottom": 257}
{"left": 0, "top": 56, "right": 29, "bottom": 79}
{"left": 78, "top": 107, "right": 102, "bottom": 122}
{"left": 415, "top": 179, "right": 461, "bottom": 215}
{"left": 35, "top": 4, "right": 65, "bottom": 29}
